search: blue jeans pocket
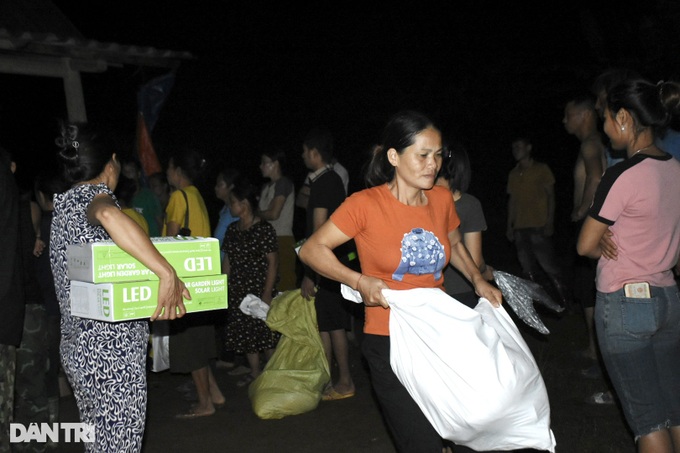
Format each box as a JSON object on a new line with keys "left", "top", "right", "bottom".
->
{"left": 620, "top": 296, "right": 659, "bottom": 337}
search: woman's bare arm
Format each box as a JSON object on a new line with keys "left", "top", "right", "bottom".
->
{"left": 462, "top": 231, "right": 492, "bottom": 279}
{"left": 576, "top": 216, "right": 609, "bottom": 259}
{"left": 259, "top": 195, "right": 285, "bottom": 221}
{"left": 449, "top": 229, "right": 502, "bottom": 306}
{"left": 88, "top": 194, "right": 189, "bottom": 320}
{"left": 262, "top": 251, "right": 278, "bottom": 305}
{"left": 299, "top": 220, "right": 389, "bottom": 308}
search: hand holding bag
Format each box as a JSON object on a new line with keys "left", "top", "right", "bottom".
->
{"left": 341, "top": 285, "right": 556, "bottom": 452}
{"left": 151, "top": 320, "right": 170, "bottom": 372}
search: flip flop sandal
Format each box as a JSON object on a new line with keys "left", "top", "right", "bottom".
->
{"left": 175, "top": 408, "right": 215, "bottom": 419}
{"left": 322, "top": 388, "right": 355, "bottom": 401}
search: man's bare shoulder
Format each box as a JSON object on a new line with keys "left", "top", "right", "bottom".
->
{"left": 580, "top": 133, "right": 605, "bottom": 158}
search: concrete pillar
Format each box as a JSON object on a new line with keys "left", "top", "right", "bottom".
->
{"left": 62, "top": 62, "right": 87, "bottom": 123}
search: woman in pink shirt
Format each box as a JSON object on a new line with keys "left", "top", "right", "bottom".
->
{"left": 578, "top": 78, "right": 680, "bottom": 453}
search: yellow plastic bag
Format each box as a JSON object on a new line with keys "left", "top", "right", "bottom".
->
{"left": 248, "top": 289, "right": 330, "bottom": 419}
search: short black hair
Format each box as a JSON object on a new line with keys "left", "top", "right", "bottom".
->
{"left": 303, "top": 127, "right": 334, "bottom": 164}
{"left": 567, "top": 93, "right": 596, "bottom": 112}
{"left": 114, "top": 175, "right": 137, "bottom": 206}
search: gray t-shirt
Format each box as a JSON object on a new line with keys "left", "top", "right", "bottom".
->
{"left": 443, "top": 192, "right": 487, "bottom": 296}
{"left": 258, "top": 176, "right": 295, "bottom": 236}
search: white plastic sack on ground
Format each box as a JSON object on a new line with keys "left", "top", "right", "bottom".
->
{"left": 341, "top": 285, "right": 556, "bottom": 452}
{"left": 239, "top": 294, "right": 270, "bottom": 320}
{"left": 151, "top": 320, "right": 170, "bottom": 372}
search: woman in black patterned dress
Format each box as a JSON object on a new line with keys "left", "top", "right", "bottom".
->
{"left": 222, "top": 176, "right": 280, "bottom": 387}
{"left": 50, "top": 123, "right": 188, "bottom": 452}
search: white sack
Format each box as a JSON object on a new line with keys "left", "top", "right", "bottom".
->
{"left": 151, "top": 320, "right": 170, "bottom": 373}
{"left": 341, "top": 285, "right": 556, "bottom": 452}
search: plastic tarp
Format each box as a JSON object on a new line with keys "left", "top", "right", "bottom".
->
{"left": 493, "top": 270, "right": 564, "bottom": 335}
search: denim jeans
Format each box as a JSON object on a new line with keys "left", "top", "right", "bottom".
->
{"left": 595, "top": 285, "right": 680, "bottom": 438}
{"left": 513, "top": 227, "right": 562, "bottom": 278}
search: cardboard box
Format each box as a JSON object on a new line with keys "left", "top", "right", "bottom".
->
{"left": 67, "top": 236, "right": 221, "bottom": 283}
{"left": 70, "top": 274, "right": 228, "bottom": 322}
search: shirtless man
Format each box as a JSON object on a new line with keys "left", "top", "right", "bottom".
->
{"left": 563, "top": 94, "right": 606, "bottom": 368}
{"left": 564, "top": 96, "right": 607, "bottom": 222}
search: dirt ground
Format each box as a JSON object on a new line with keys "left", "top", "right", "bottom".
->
{"left": 55, "top": 224, "right": 639, "bottom": 453}
{"left": 54, "top": 307, "right": 635, "bottom": 453}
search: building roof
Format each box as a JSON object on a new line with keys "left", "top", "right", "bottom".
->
{"left": 0, "top": 0, "right": 193, "bottom": 70}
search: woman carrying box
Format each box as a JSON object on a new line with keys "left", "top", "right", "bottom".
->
{"left": 50, "top": 122, "right": 188, "bottom": 453}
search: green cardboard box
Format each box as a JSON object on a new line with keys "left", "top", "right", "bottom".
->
{"left": 70, "top": 274, "right": 228, "bottom": 322}
{"left": 67, "top": 236, "right": 221, "bottom": 283}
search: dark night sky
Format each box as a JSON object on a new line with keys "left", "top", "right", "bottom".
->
{"left": 43, "top": 3, "right": 592, "bottom": 163}
{"left": 4, "top": 1, "right": 679, "bottom": 221}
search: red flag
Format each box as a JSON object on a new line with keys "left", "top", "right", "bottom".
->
{"left": 136, "top": 72, "right": 175, "bottom": 178}
{"left": 136, "top": 112, "right": 162, "bottom": 176}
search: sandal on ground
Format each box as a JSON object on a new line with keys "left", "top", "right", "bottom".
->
{"left": 185, "top": 402, "right": 219, "bottom": 413}
{"left": 585, "top": 391, "right": 615, "bottom": 405}
{"left": 236, "top": 374, "right": 256, "bottom": 387}
{"left": 175, "top": 408, "right": 215, "bottom": 419}
{"left": 322, "top": 387, "right": 355, "bottom": 401}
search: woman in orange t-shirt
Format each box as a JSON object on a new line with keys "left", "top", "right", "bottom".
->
{"left": 299, "top": 110, "right": 502, "bottom": 452}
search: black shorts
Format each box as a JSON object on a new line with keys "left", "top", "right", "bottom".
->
{"left": 314, "top": 287, "right": 352, "bottom": 332}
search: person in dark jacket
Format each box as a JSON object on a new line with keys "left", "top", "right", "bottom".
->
{"left": 0, "top": 146, "right": 26, "bottom": 453}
